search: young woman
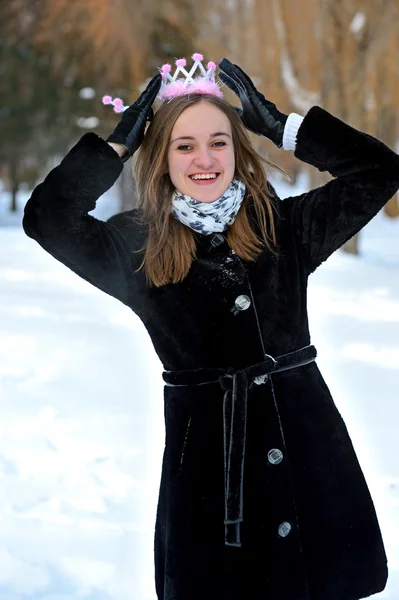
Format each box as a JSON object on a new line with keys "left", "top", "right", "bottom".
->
{"left": 23, "top": 55, "right": 399, "bottom": 600}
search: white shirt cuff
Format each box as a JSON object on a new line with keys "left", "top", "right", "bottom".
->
{"left": 282, "top": 113, "right": 305, "bottom": 151}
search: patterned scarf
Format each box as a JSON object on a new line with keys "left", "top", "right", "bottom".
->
{"left": 171, "top": 178, "right": 246, "bottom": 235}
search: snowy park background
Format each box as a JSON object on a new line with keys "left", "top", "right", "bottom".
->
{"left": 1, "top": 172, "right": 399, "bottom": 600}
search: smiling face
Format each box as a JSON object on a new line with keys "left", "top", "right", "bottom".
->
{"left": 167, "top": 101, "right": 235, "bottom": 203}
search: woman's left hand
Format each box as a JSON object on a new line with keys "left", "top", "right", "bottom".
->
{"left": 218, "top": 58, "right": 288, "bottom": 148}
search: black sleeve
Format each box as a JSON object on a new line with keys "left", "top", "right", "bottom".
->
{"left": 22, "top": 132, "right": 138, "bottom": 306}
{"left": 283, "top": 106, "right": 399, "bottom": 274}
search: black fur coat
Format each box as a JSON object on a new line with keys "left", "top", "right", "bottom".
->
{"left": 23, "top": 106, "right": 399, "bottom": 600}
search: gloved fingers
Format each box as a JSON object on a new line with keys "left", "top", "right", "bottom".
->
{"left": 219, "top": 57, "right": 239, "bottom": 78}
{"left": 125, "top": 110, "right": 147, "bottom": 148}
{"left": 144, "top": 73, "right": 163, "bottom": 104}
{"left": 218, "top": 58, "right": 255, "bottom": 95}
{"left": 229, "top": 62, "right": 258, "bottom": 94}
{"left": 239, "top": 95, "right": 263, "bottom": 131}
{"left": 135, "top": 73, "right": 162, "bottom": 109}
{"left": 218, "top": 71, "right": 247, "bottom": 102}
{"left": 218, "top": 71, "right": 240, "bottom": 96}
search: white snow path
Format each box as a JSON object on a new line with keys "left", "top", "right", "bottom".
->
{"left": 0, "top": 179, "right": 398, "bottom": 599}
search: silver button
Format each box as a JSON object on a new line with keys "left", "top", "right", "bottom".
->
{"left": 267, "top": 449, "right": 283, "bottom": 465}
{"left": 234, "top": 295, "right": 251, "bottom": 311}
{"left": 278, "top": 522, "right": 292, "bottom": 537}
{"left": 254, "top": 374, "right": 268, "bottom": 385}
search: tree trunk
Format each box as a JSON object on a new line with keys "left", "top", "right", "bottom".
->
{"left": 9, "top": 158, "right": 19, "bottom": 212}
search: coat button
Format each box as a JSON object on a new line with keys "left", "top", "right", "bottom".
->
{"left": 254, "top": 374, "right": 268, "bottom": 385}
{"left": 234, "top": 295, "right": 251, "bottom": 311}
{"left": 210, "top": 233, "right": 225, "bottom": 247}
{"left": 267, "top": 448, "right": 283, "bottom": 465}
{"left": 278, "top": 522, "right": 292, "bottom": 537}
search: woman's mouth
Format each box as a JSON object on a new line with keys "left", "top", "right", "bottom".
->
{"left": 188, "top": 173, "right": 221, "bottom": 185}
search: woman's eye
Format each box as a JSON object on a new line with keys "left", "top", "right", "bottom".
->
{"left": 176, "top": 141, "right": 226, "bottom": 151}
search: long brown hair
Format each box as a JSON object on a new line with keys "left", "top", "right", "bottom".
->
{"left": 133, "top": 93, "right": 286, "bottom": 287}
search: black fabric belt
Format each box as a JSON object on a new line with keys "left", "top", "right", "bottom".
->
{"left": 162, "top": 344, "right": 317, "bottom": 548}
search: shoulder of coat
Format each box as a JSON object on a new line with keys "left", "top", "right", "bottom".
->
{"left": 106, "top": 208, "right": 145, "bottom": 229}
{"left": 106, "top": 208, "right": 148, "bottom": 247}
{"left": 263, "top": 180, "right": 285, "bottom": 220}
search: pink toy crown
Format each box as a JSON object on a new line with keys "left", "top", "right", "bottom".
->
{"left": 101, "top": 53, "right": 222, "bottom": 113}
{"left": 159, "top": 53, "right": 222, "bottom": 101}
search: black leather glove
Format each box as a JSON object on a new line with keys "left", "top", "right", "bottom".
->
{"left": 106, "top": 73, "right": 162, "bottom": 161}
{"left": 218, "top": 58, "right": 288, "bottom": 148}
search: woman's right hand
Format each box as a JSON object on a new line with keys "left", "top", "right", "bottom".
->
{"left": 106, "top": 73, "right": 162, "bottom": 161}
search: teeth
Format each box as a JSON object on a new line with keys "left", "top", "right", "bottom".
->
{"left": 191, "top": 174, "right": 217, "bottom": 180}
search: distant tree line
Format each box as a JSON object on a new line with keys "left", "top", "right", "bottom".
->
{"left": 2, "top": 0, "right": 398, "bottom": 253}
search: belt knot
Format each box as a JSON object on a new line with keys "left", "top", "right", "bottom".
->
{"left": 219, "top": 366, "right": 245, "bottom": 392}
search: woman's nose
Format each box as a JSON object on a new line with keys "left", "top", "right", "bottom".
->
{"left": 194, "top": 147, "right": 214, "bottom": 168}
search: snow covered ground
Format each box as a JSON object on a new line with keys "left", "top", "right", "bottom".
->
{"left": 1, "top": 175, "right": 398, "bottom": 600}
